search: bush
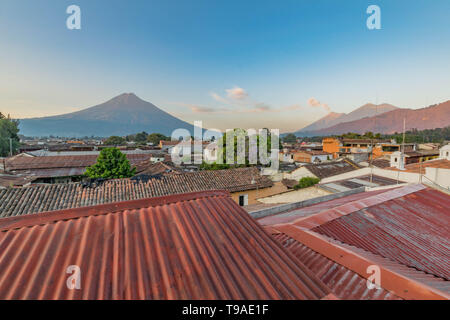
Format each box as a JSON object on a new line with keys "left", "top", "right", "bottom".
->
{"left": 293, "top": 177, "right": 320, "bottom": 190}
{"left": 85, "top": 148, "right": 136, "bottom": 179}
{"left": 200, "top": 162, "right": 231, "bottom": 170}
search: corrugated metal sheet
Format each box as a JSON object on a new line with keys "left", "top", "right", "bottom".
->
{"left": 272, "top": 233, "right": 402, "bottom": 300}
{"left": 0, "top": 191, "right": 330, "bottom": 300}
{"left": 311, "top": 186, "right": 450, "bottom": 280}
{"left": 258, "top": 188, "right": 390, "bottom": 226}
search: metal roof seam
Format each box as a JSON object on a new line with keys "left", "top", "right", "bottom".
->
{"left": 273, "top": 225, "right": 449, "bottom": 300}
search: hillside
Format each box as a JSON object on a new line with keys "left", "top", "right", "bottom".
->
{"left": 19, "top": 93, "right": 195, "bottom": 137}
{"left": 297, "top": 103, "right": 398, "bottom": 133}
{"left": 308, "top": 100, "right": 450, "bottom": 136}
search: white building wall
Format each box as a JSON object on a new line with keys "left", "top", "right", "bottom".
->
{"left": 424, "top": 167, "right": 450, "bottom": 189}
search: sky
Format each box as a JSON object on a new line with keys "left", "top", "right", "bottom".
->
{"left": 0, "top": 0, "right": 449, "bottom": 132}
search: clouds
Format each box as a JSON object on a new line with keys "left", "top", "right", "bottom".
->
{"left": 177, "top": 87, "right": 331, "bottom": 117}
{"left": 226, "top": 87, "right": 248, "bottom": 100}
{"left": 307, "top": 97, "right": 331, "bottom": 112}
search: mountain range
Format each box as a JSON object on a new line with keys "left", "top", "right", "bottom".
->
{"left": 295, "top": 101, "right": 450, "bottom": 136}
{"left": 19, "top": 93, "right": 195, "bottom": 137}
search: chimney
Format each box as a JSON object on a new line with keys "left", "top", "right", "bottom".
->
{"left": 390, "top": 151, "right": 405, "bottom": 170}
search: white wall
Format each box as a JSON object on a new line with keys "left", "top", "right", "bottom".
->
{"left": 425, "top": 167, "right": 450, "bottom": 189}
{"left": 320, "top": 167, "right": 422, "bottom": 184}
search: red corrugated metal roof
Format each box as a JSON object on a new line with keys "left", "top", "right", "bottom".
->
{"left": 271, "top": 232, "right": 402, "bottom": 300}
{"left": 0, "top": 190, "right": 330, "bottom": 300}
{"left": 269, "top": 184, "right": 450, "bottom": 281}
{"left": 312, "top": 186, "right": 450, "bottom": 280}
{"left": 270, "top": 226, "right": 449, "bottom": 299}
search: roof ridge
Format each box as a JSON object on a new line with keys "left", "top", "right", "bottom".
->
{"left": 272, "top": 225, "right": 449, "bottom": 300}
{"left": 273, "top": 184, "right": 426, "bottom": 230}
{"left": 0, "top": 190, "right": 230, "bottom": 232}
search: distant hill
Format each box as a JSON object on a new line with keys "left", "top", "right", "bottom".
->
{"left": 304, "top": 100, "right": 450, "bottom": 136}
{"left": 297, "top": 103, "right": 398, "bottom": 133}
{"left": 19, "top": 93, "right": 195, "bottom": 137}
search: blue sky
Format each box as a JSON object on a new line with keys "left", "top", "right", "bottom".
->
{"left": 0, "top": 0, "right": 449, "bottom": 132}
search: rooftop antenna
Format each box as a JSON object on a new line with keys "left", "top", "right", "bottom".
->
{"left": 370, "top": 94, "right": 378, "bottom": 183}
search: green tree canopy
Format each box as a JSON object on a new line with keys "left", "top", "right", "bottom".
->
{"left": 85, "top": 148, "right": 136, "bottom": 179}
{"left": 293, "top": 177, "right": 320, "bottom": 190}
{"left": 147, "top": 133, "right": 170, "bottom": 145}
{"left": 0, "top": 112, "right": 20, "bottom": 157}
{"left": 135, "top": 131, "right": 148, "bottom": 143}
{"left": 104, "top": 136, "right": 126, "bottom": 146}
{"left": 283, "top": 133, "right": 297, "bottom": 143}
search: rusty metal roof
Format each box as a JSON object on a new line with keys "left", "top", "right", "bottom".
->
{"left": 271, "top": 232, "right": 402, "bottom": 300}
{"left": 270, "top": 227, "right": 449, "bottom": 299}
{"left": 268, "top": 184, "right": 450, "bottom": 281}
{"left": 311, "top": 185, "right": 450, "bottom": 280}
{"left": 0, "top": 191, "right": 330, "bottom": 300}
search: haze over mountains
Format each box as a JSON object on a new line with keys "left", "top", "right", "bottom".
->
{"left": 298, "top": 103, "right": 398, "bottom": 132}
{"left": 19, "top": 93, "right": 195, "bottom": 137}
{"left": 295, "top": 101, "right": 450, "bottom": 136}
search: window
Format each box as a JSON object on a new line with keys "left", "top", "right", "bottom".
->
{"left": 394, "top": 157, "right": 398, "bottom": 162}
{"left": 238, "top": 194, "right": 248, "bottom": 206}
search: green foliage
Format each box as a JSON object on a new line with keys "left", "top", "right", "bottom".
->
{"left": 85, "top": 148, "right": 136, "bottom": 179}
{"left": 134, "top": 131, "right": 148, "bottom": 143}
{"left": 217, "top": 128, "right": 281, "bottom": 166}
{"left": 383, "top": 126, "right": 450, "bottom": 144}
{"left": 293, "top": 177, "right": 320, "bottom": 190}
{"left": 199, "top": 162, "right": 231, "bottom": 170}
{"left": 283, "top": 133, "right": 297, "bottom": 143}
{"left": 0, "top": 112, "right": 20, "bottom": 157}
{"left": 147, "top": 133, "right": 170, "bottom": 145}
{"left": 104, "top": 136, "right": 126, "bottom": 146}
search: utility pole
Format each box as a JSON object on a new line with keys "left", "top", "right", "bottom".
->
{"left": 9, "top": 138, "right": 13, "bottom": 157}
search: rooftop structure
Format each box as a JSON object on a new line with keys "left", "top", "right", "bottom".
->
{"left": 0, "top": 191, "right": 330, "bottom": 299}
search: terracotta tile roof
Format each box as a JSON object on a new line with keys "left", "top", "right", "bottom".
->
{"left": 281, "top": 178, "right": 298, "bottom": 189}
{"left": 0, "top": 174, "right": 35, "bottom": 188}
{"left": 0, "top": 191, "right": 330, "bottom": 299}
{"left": 5, "top": 154, "right": 152, "bottom": 171}
{"left": 268, "top": 184, "right": 450, "bottom": 281}
{"left": 0, "top": 167, "right": 273, "bottom": 218}
{"left": 370, "top": 158, "right": 391, "bottom": 168}
{"left": 387, "top": 159, "right": 450, "bottom": 174}
{"left": 135, "top": 161, "right": 180, "bottom": 175}
{"left": 304, "top": 159, "right": 361, "bottom": 179}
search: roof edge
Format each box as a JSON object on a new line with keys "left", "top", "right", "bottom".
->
{"left": 273, "top": 225, "right": 450, "bottom": 300}
{"left": 274, "top": 184, "right": 426, "bottom": 230}
{"left": 0, "top": 190, "right": 231, "bottom": 232}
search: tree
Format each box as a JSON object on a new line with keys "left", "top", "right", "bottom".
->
{"left": 0, "top": 112, "right": 20, "bottom": 157}
{"left": 104, "top": 136, "right": 126, "bottom": 146}
{"left": 293, "top": 177, "right": 320, "bottom": 190}
{"left": 85, "top": 148, "right": 136, "bottom": 179}
{"left": 147, "top": 133, "right": 169, "bottom": 145}
{"left": 200, "top": 162, "right": 230, "bottom": 170}
{"left": 283, "top": 133, "right": 297, "bottom": 143}
{"left": 135, "top": 131, "right": 148, "bottom": 143}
